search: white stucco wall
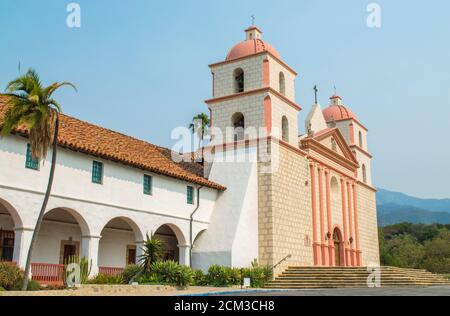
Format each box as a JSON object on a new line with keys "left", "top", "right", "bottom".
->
{"left": 0, "top": 134, "right": 219, "bottom": 269}
{"left": 192, "top": 146, "right": 259, "bottom": 271}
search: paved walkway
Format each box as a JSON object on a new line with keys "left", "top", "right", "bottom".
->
{"left": 2, "top": 285, "right": 449, "bottom": 296}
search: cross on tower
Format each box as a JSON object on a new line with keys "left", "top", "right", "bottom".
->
{"left": 251, "top": 15, "right": 255, "bottom": 26}
{"left": 313, "top": 85, "right": 318, "bottom": 104}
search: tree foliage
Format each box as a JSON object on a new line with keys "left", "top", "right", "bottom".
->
{"left": 380, "top": 223, "right": 450, "bottom": 273}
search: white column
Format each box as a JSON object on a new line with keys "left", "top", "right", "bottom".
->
{"left": 178, "top": 244, "right": 190, "bottom": 266}
{"left": 81, "top": 235, "right": 101, "bottom": 276}
{"left": 13, "top": 227, "right": 34, "bottom": 269}
{"left": 135, "top": 240, "right": 145, "bottom": 265}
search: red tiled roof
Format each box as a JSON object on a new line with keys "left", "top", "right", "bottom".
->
{"left": 0, "top": 96, "right": 225, "bottom": 191}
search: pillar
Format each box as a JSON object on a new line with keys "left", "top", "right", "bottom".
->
{"left": 81, "top": 235, "right": 101, "bottom": 276}
{"left": 325, "top": 169, "right": 334, "bottom": 266}
{"left": 309, "top": 163, "right": 321, "bottom": 266}
{"left": 346, "top": 181, "right": 356, "bottom": 266}
{"left": 318, "top": 166, "right": 327, "bottom": 266}
{"left": 352, "top": 182, "right": 362, "bottom": 266}
{"left": 135, "top": 240, "right": 145, "bottom": 265}
{"left": 340, "top": 179, "right": 349, "bottom": 267}
{"left": 178, "top": 244, "right": 190, "bottom": 266}
{"left": 12, "top": 227, "right": 34, "bottom": 269}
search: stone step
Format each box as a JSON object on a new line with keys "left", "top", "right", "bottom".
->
{"left": 265, "top": 266, "right": 450, "bottom": 289}
{"left": 277, "top": 275, "right": 445, "bottom": 281}
{"left": 267, "top": 283, "right": 450, "bottom": 287}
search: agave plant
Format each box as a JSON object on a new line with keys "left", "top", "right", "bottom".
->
{"left": 138, "top": 233, "right": 164, "bottom": 272}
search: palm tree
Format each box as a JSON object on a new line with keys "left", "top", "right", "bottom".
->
{"left": 188, "top": 113, "right": 210, "bottom": 161}
{"left": 0, "top": 69, "right": 76, "bottom": 290}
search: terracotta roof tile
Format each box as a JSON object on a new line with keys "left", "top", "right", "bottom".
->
{"left": 0, "top": 96, "right": 225, "bottom": 191}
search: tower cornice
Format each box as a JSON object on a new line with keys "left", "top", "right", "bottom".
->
{"left": 208, "top": 51, "right": 298, "bottom": 76}
{"left": 205, "top": 87, "right": 301, "bottom": 111}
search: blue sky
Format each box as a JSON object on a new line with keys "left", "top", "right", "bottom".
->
{"left": 1, "top": 0, "right": 449, "bottom": 198}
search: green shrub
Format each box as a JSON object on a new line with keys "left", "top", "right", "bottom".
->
{"left": 0, "top": 263, "right": 23, "bottom": 291}
{"left": 27, "top": 280, "right": 41, "bottom": 291}
{"left": 0, "top": 286, "right": 5, "bottom": 291}
{"left": 148, "top": 260, "right": 193, "bottom": 288}
{"left": 87, "top": 273, "right": 125, "bottom": 285}
{"left": 175, "top": 265, "right": 194, "bottom": 288}
{"left": 122, "top": 264, "right": 142, "bottom": 284}
{"left": 207, "top": 265, "right": 241, "bottom": 287}
{"left": 192, "top": 270, "right": 208, "bottom": 286}
{"left": 242, "top": 266, "right": 272, "bottom": 288}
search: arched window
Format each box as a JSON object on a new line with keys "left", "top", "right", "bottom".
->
{"left": 233, "top": 68, "right": 244, "bottom": 93}
{"left": 359, "top": 131, "right": 363, "bottom": 148}
{"left": 232, "top": 112, "right": 245, "bottom": 141}
{"left": 282, "top": 116, "right": 289, "bottom": 142}
{"left": 330, "top": 177, "right": 339, "bottom": 199}
{"left": 362, "top": 164, "right": 367, "bottom": 183}
{"left": 279, "top": 72, "right": 285, "bottom": 95}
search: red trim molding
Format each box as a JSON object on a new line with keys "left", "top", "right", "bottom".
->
{"left": 205, "top": 87, "right": 301, "bottom": 111}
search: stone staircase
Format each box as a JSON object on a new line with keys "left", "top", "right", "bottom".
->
{"left": 265, "top": 266, "right": 450, "bottom": 289}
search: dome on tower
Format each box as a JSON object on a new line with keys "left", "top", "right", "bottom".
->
{"left": 322, "top": 95, "right": 357, "bottom": 122}
{"left": 225, "top": 26, "right": 281, "bottom": 61}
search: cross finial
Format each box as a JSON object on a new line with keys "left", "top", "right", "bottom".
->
{"left": 333, "top": 85, "right": 337, "bottom": 96}
{"left": 251, "top": 15, "right": 255, "bottom": 26}
{"left": 313, "top": 85, "right": 318, "bottom": 104}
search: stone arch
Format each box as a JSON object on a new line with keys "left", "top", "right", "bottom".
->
{"left": 0, "top": 197, "right": 23, "bottom": 229}
{"left": 362, "top": 164, "right": 367, "bottom": 183}
{"left": 192, "top": 229, "right": 207, "bottom": 249}
{"left": 33, "top": 207, "right": 92, "bottom": 264}
{"left": 281, "top": 116, "right": 289, "bottom": 142}
{"left": 99, "top": 216, "right": 144, "bottom": 242}
{"left": 98, "top": 216, "right": 145, "bottom": 268}
{"left": 333, "top": 226, "right": 345, "bottom": 267}
{"left": 44, "top": 207, "right": 91, "bottom": 236}
{"left": 279, "top": 71, "right": 286, "bottom": 95}
{"left": 330, "top": 176, "right": 339, "bottom": 199}
{"left": 154, "top": 223, "right": 187, "bottom": 264}
{"left": 0, "top": 198, "right": 22, "bottom": 262}
{"left": 233, "top": 68, "right": 245, "bottom": 93}
{"left": 231, "top": 112, "right": 245, "bottom": 141}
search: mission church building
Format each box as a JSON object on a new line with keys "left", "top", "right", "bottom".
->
{"left": 0, "top": 26, "right": 379, "bottom": 282}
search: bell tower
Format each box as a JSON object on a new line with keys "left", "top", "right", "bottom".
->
{"left": 206, "top": 26, "right": 301, "bottom": 147}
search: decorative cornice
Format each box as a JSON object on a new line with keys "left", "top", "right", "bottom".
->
{"left": 205, "top": 87, "right": 301, "bottom": 111}
{"left": 301, "top": 138, "right": 359, "bottom": 171}
{"left": 208, "top": 51, "right": 298, "bottom": 76}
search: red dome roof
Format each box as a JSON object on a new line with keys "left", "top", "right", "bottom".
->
{"left": 323, "top": 104, "right": 357, "bottom": 122}
{"left": 226, "top": 39, "right": 281, "bottom": 61}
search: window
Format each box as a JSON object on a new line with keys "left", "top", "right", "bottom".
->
{"left": 232, "top": 112, "right": 245, "bottom": 141}
{"left": 0, "top": 230, "right": 15, "bottom": 262}
{"left": 359, "top": 131, "right": 363, "bottom": 148}
{"left": 187, "top": 186, "right": 194, "bottom": 205}
{"left": 362, "top": 164, "right": 367, "bottom": 183}
{"left": 233, "top": 68, "right": 244, "bottom": 93}
{"left": 92, "top": 161, "right": 103, "bottom": 184}
{"left": 282, "top": 116, "right": 289, "bottom": 142}
{"left": 330, "top": 177, "right": 339, "bottom": 199}
{"left": 143, "top": 175, "right": 153, "bottom": 195}
{"left": 25, "top": 144, "right": 39, "bottom": 170}
{"left": 279, "top": 72, "right": 286, "bottom": 95}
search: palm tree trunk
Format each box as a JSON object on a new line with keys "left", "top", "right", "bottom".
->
{"left": 21, "top": 113, "right": 59, "bottom": 291}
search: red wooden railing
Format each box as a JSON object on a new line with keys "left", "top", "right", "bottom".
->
{"left": 98, "top": 266, "right": 124, "bottom": 276}
{"left": 31, "top": 263, "right": 65, "bottom": 284}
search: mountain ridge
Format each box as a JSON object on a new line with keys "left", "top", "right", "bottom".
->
{"left": 376, "top": 188, "right": 450, "bottom": 226}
